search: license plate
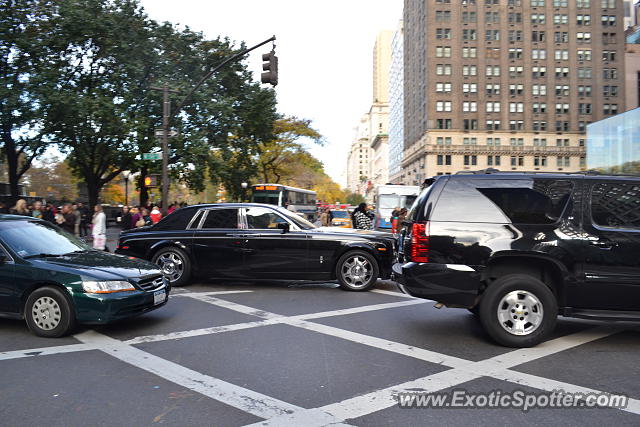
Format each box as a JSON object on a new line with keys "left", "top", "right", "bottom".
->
{"left": 153, "top": 290, "right": 166, "bottom": 305}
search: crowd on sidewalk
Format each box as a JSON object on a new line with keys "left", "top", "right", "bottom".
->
{"left": 0, "top": 199, "right": 187, "bottom": 251}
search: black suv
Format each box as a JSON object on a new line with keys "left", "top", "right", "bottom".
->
{"left": 393, "top": 170, "right": 640, "bottom": 347}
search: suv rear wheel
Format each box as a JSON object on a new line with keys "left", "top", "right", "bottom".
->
{"left": 479, "top": 274, "right": 557, "bottom": 347}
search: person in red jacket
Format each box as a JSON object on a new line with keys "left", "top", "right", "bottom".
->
{"left": 149, "top": 205, "right": 162, "bottom": 224}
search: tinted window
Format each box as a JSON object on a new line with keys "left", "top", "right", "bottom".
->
{"left": 154, "top": 208, "right": 197, "bottom": 230}
{"left": 432, "top": 178, "right": 573, "bottom": 224}
{"left": 591, "top": 182, "right": 640, "bottom": 230}
{"left": 246, "top": 207, "right": 288, "bottom": 229}
{"left": 200, "top": 209, "right": 239, "bottom": 229}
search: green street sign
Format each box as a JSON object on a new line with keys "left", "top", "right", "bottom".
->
{"left": 142, "top": 152, "right": 162, "bottom": 160}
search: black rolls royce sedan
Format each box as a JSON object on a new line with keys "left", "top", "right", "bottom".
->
{"left": 115, "top": 203, "right": 395, "bottom": 291}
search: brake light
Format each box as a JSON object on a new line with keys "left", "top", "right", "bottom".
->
{"left": 410, "top": 221, "right": 429, "bottom": 263}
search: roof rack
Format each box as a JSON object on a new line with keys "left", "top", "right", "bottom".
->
{"left": 455, "top": 169, "right": 640, "bottom": 178}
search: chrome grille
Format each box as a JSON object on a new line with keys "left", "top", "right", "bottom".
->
{"left": 138, "top": 275, "right": 165, "bottom": 291}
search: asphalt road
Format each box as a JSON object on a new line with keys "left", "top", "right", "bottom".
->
{"left": 1, "top": 279, "right": 639, "bottom": 426}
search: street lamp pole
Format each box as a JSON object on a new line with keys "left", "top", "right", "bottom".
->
{"left": 241, "top": 182, "right": 248, "bottom": 202}
{"left": 123, "top": 171, "right": 130, "bottom": 206}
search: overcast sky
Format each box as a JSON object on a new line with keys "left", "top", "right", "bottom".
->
{"left": 139, "top": 0, "right": 403, "bottom": 186}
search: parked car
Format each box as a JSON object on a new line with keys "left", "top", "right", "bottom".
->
{"left": 0, "top": 215, "right": 169, "bottom": 337}
{"left": 393, "top": 170, "right": 640, "bottom": 347}
{"left": 328, "top": 209, "right": 353, "bottom": 228}
{"left": 115, "top": 203, "right": 395, "bottom": 291}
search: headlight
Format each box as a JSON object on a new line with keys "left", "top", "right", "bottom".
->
{"left": 82, "top": 280, "right": 135, "bottom": 294}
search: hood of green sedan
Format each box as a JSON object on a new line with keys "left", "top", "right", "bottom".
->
{"left": 29, "top": 250, "right": 161, "bottom": 281}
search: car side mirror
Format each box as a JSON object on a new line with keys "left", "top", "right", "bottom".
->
{"left": 277, "top": 223, "right": 290, "bottom": 233}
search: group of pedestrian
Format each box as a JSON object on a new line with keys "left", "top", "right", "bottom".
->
{"left": 0, "top": 199, "right": 107, "bottom": 250}
{"left": 119, "top": 201, "right": 186, "bottom": 231}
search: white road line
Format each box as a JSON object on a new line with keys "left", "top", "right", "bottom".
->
{"left": 124, "top": 319, "right": 281, "bottom": 345}
{"left": 492, "top": 369, "right": 640, "bottom": 415}
{"left": 186, "top": 294, "right": 283, "bottom": 319}
{"left": 294, "top": 299, "right": 427, "bottom": 321}
{"left": 0, "top": 343, "right": 96, "bottom": 361}
{"left": 74, "top": 330, "right": 316, "bottom": 422}
{"left": 370, "top": 289, "right": 417, "bottom": 299}
{"left": 173, "top": 290, "right": 254, "bottom": 298}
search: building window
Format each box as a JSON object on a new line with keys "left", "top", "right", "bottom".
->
{"left": 557, "top": 156, "right": 570, "bottom": 167}
{"left": 436, "top": 101, "right": 452, "bottom": 112}
{"left": 533, "top": 120, "right": 547, "bottom": 131}
{"left": 555, "top": 85, "right": 570, "bottom": 96}
{"left": 436, "top": 82, "right": 452, "bottom": 93}
{"left": 508, "top": 12, "right": 522, "bottom": 23}
{"left": 602, "top": 85, "right": 618, "bottom": 97}
{"left": 485, "top": 30, "right": 500, "bottom": 41}
{"left": 553, "top": 0, "right": 567, "bottom": 6}
{"left": 577, "top": 85, "right": 592, "bottom": 97}
{"left": 531, "top": 31, "right": 546, "bottom": 42}
{"left": 534, "top": 156, "right": 548, "bottom": 167}
{"left": 576, "top": 32, "right": 591, "bottom": 43}
{"left": 509, "top": 48, "right": 523, "bottom": 60}
{"left": 436, "top": 28, "right": 452, "bottom": 39}
{"left": 600, "top": 0, "right": 615, "bottom": 8}
{"left": 462, "top": 11, "right": 477, "bottom": 23}
{"left": 532, "top": 49, "right": 546, "bottom": 60}
{"left": 532, "top": 84, "right": 547, "bottom": 96}
{"left": 508, "top": 66, "right": 523, "bottom": 78}
{"left": 601, "top": 15, "right": 616, "bottom": 26}
{"left": 462, "top": 101, "right": 477, "bottom": 112}
{"left": 463, "top": 119, "right": 478, "bottom": 130}
{"left": 462, "top": 47, "right": 477, "bottom": 58}
{"left": 577, "top": 0, "right": 590, "bottom": 8}
{"left": 603, "top": 104, "right": 618, "bottom": 115}
{"left": 509, "top": 84, "right": 524, "bottom": 96}
{"left": 555, "top": 67, "right": 569, "bottom": 78}
{"left": 509, "top": 103, "right": 524, "bottom": 113}
{"left": 487, "top": 155, "right": 501, "bottom": 166}
{"left": 578, "top": 67, "right": 592, "bottom": 79}
{"left": 486, "top": 84, "right": 500, "bottom": 95}
{"left": 555, "top": 103, "right": 570, "bottom": 114}
{"left": 463, "top": 137, "right": 478, "bottom": 145}
{"left": 510, "top": 138, "right": 524, "bottom": 146}
{"left": 463, "top": 65, "right": 478, "bottom": 76}
{"left": 603, "top": 68, "right": 618, "bottom": 79}
{"left": 437, "top": 155, "right": 444, "bottom": 166}
{"left": 463, "top": 155, "right": 477, "bottom": 166}
{"left": 486, "top": 11, "right": 500, "bottom": 23}
{"left": 577, "top": 49, "right": 592, "bottom": 61}
{"left": 554, "top": 49, "right": 569, "bottom": 60}
{"left": 556, "top": 138, "right": 570, "bottom": 147}
{"left": 531, "top": 13, "right": 546, "bottom": 24}
{"left": 555, "top": 121, "right": 570, "bottom": 131}
{"left": 553, "top": 14, "right": 568, "bottom": 24}
{"left": 486, "top": 137, "right": 501, "bottom": 145}
{"left": 554, "top": 31, "right": 569, "bottom": 43}
{"left": 436, "top": 64, "right": 452, "bottom": 75}
{"left": 462, "top": 83, "right": 477, "bottom": 93}
{"left": 532, "top": 66, "right": 546, "bottom": 78}
{"left": 578, "top": 103, "right": 592, "bottom": 114}
{"left": 602, "top": 50, "right": 616, "bottom": 61}
{"left": 486, "top": 120, "right": 500, "bottom": 131}
{"left": 435, "top": 46, "right": 451, "bottom": 58}
{"left": 531, "top": 0, "right": 545, "bottom": 6}
{"left": 509, "top": 30, "right": 523, "bottom": 42}
{"left": 533, "top": 138, "right": 547, "bottom": 146}
{"left": 436, "top": 136, "right": 452, "bottom": 145}
{"left": 578, "top": 121, "right": 591, "bottom": 131}
{"left": 602, "top": 32, "right": 616, "bottom": 44}
{"left": 532, "top": 103, "right": 547, "bottom": 113}
{"left": 435, "top": 10, "right": 452, "bottom": 23}
{"left": 486, "top": 65, "right": 500, "bottom": 76}
{"left": 462, "top": 29, "right": 477, "bottom": 40}
{"left": 577, "top": 14, "right": 591, "bottom": 26}
{"left": 436, "top": 119, "right": 452, "bottom": 129}
{"left": 509, "top": 120, "right": 524, "bottom": 130}
{"left": 486, "top": 102, "right": 501, "bottom": 113}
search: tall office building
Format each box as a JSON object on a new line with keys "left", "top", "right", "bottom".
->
{"left": 369, "top": 31, "right": 393, "bottom": 188}
{"left": 389, "top": 20, "right": 405, "bottom": 183}
{"left": 402, "top": 0, "right": 625, "bottom": 183}
{"left": 346, "top": 115, "right": 373, "bottom": 193}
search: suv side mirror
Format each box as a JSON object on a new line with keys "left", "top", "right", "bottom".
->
{"left": 277, "top": 222, "right": 290, "bottom": 233}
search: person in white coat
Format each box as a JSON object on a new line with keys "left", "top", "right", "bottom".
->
{"left": 92, "top": 204, "right": 107, "bottom": 251}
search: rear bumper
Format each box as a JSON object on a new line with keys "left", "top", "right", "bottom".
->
{"left": 392, "top": 262, "right": 482, "bottom": 307}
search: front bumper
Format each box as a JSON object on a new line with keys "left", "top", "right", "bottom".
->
{"left": 392, "top": 262, "right": 483, "bottom": 307}
{"left": 72, "top": 285, "right": 170, "bottom": 324}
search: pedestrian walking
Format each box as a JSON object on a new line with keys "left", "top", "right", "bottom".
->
{"left": 120, "top": 206, "right": 132, "bottom": 231}
{"left": 150, "top": 205, "right": 162, "bottom": 224}
{"left": 57, "top": 203, "right": 77, "bottom": 234}
{"left": 92, "top": 204, "right": 107, "bottom": 251}
{"left": 43, "top": 203, "right": 56, "bottom": 223}
{"left": 10, "top": 199, "right": 30, "bottom": 216}
{"left": 352, "top": 203, "right": 373, "bottom": 230}
{"left": 78, "top": 203, "right": 90, "bottom": 237}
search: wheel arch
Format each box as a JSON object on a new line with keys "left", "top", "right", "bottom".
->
{"left": 20, "top": 281, "right": 75, "bottom": 317}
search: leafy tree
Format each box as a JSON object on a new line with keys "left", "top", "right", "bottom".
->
{"left": 0, "top": 0, "right": 58, "bottom": 201}
{"left": 346, "top": 192, "right": 366, "bottom": 206}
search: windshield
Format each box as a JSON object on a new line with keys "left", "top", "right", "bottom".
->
{"left": 330, "top": 211, "right": 350, "bottom": 219}
{"left": 0, "top": 220, "right": 90, "bottom": 258}
{"left": 275, "top": 207, "right": 316, "bottom": 230}
{"left": 378, "top": 195, "right": 400, "bottom": 210}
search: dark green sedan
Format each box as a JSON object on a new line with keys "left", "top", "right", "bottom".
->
{"left": 0, "top": 215, "right": 170, "bottom": 337}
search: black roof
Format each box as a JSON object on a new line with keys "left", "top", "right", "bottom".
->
{"left": 452, "top": 169, "right": 640, "bottom": 180}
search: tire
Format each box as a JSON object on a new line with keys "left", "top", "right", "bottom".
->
{"left": 479, "top": 274, "right": 557, "bottom": 348}
{"left": 24, "top": 286, "right": 76, "bottom": 338}
{"left": 152, "top": 247, "right": 192, "bottom": 287}
{"left": 336, "top": 250, "right": 379, "bottom": 292}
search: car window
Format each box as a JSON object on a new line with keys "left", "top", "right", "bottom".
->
{"left": 154, "top": 208, "right": 196, "bottom": 230}
{"left": 0, "top": 220, "right": 89, "bottom": 258}
{"left": 591, "top": 182, "right": 640, "bottom": 230}
{"left": 432, "top": 178, "right": 573, "bottom": 224}
{"left": 246, "top": 207, "right": 288, "bottom": 229}
{"left": 200, "top": 209, "right": 239, "bottom": 229}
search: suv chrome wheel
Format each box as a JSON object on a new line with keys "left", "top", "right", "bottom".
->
{"left": 496, "top": 290, "right": 543, "bottom": 336}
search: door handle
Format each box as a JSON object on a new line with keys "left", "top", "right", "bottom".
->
{"left": 589, "top": 240, "right": 617, "bottom": 249}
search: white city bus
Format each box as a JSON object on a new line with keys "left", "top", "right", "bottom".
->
{"left": 251, "top": 184, "right": 317, "bottom": 221}
{"left": 373, "top": 184, "right": 421, "bottom": 230}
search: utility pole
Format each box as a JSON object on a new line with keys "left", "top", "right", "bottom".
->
{"left": 150, "top": 84, "right": 180, "bottom": 215}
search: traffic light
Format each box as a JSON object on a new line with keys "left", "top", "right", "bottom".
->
{"left": 144, "top": 176, "right": 158, "bottom": 187}
{"left": 261, "top": 51, "right": 278, "bottom": 86}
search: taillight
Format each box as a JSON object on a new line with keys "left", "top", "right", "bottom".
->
{"left": 410, "top": 221, "right": 429, "bottom": 263}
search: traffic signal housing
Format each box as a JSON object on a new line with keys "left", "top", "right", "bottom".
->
{"left": 144, "top": 175, "right": 159, "bottom": 187}
{"left": 261, "top": 51, "right": 278, "bottom": 86}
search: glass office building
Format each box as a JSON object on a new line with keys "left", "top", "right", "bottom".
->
{"left": 587, "top": 108, "right": 640, "bottom": 174}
